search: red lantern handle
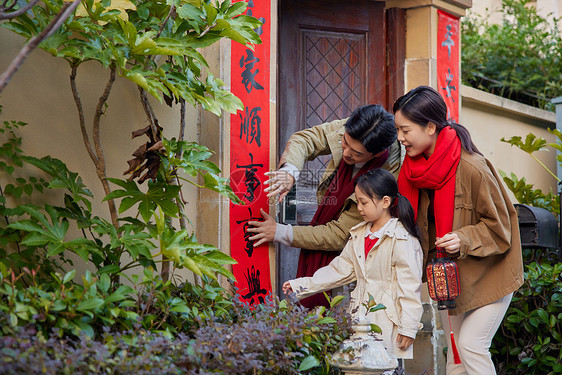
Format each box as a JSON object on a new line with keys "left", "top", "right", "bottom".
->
{"left": 436, "top": 247, "right": 447, "bottom": 258}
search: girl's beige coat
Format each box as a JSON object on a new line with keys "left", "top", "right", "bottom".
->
{"left": 289, "top": 218, "right": 423, "bottom": 359}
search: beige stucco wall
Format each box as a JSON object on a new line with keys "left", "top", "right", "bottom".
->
{"left": 0, "top": 29, "right": 200, "bottom": 281}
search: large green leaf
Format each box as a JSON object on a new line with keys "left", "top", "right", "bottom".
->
{"left": 20, "top": 232, "right": 50, "bottom": 246}
{"left": 62, "top": 270, "right": 76, "bottom": 284}
{"left": 192, "top": 253, "right": 234, "bottom": 280}
{"left": 224, "top": 1, "right": 246, "bottom": 18}
{"left": 47, "top": 242, "right": 66, "bottom": 256}
{"left": 8, "top": 220, "right": 44, "bottom": 233}
{"left": 76, "top": 297, "right": 105, "bottom": 312}
{"left": 298, "top": 355, "right": 320, "bottom": 371}
{"left": 204, "top": 250, "right": 237, "bottom": 265}
{"left": 182, "top": 255, "right": 203, "bottom": 276}
{"left": 501, "top": 134, "right": 548, "bottom": 154}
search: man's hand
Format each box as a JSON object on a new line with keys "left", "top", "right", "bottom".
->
{"left": 264, "top": 170, "right": 295, "bottom": 203}
{"left": 247, "top": 209, "right": 277, "bottom": 247}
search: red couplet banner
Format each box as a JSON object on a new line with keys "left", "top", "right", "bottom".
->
{"left": 437, "top": 10, "right": 460, "bottom": 123}
{"left": 229, "top": 0, "right": 272, "bottom": 304}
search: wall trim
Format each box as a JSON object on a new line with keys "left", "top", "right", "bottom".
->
{"left": 385, "top": 0, "right": 471, "bottom": 17}
{"left": 461, "top": 84, "right": 556, "bottom": 126}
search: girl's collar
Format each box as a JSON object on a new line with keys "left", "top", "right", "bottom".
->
{"left": 351, "top": 217, "right": 398, "bottom": 234}
{"left": 364, "top": 219, "right": 392, "bottom": 239}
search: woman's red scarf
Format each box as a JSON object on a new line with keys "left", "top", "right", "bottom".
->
{"left": 397, "top": 127, "right": 461, "bottom": 238}
{"left": 296, "top": 150, "right": 389, "bottom": 309}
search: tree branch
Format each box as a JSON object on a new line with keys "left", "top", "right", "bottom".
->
{"left": 155, "top": 4, "right": 174, "bottom": 38}
{"left": 0, "top": 184, "right": 10, "bottom": 225}
{"left": 175, "top": 98, "right": 188, "bottom": 222}
{"left": 178, "top": 98, "right": 186, "bottom": 141}
{"left": 0, "top": 0, "right": 41, "bottom": 20}
{"left": 1, "top": 0, "right": 20, "bottom": 13}
{"left": 0, "top": 0, "right": 82, "bottom": 93}
{"left": 70, "top": 64, "right": 98, "bottom": 165}
{"left": 138, "top": 87, "right": 160, "bottom": 137}
{"left": 92, "top": 65, "right": 119, "bottom": 227}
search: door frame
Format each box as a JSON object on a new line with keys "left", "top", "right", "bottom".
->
{"left": 275, "top": 1, "right": 406, "bottom": 295}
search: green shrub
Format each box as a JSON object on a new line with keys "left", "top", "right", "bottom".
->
{"left": 0, "top": 262, "right": 239, "bottom": 338}
{"left": 493, "top": 262, "right": 562, "bottom": 374}
{"left": 0, "top": 293, "right": 353, "bottom": 374}
{"left": 499, "top": 132, "right": 560, "bottom": 215}
{"left": 494, "top": 126, "right": 562, "bottom": 374}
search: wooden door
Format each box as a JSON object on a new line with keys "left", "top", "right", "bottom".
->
{"left": 277, "top": 0, "right": 405, "bottom": 291}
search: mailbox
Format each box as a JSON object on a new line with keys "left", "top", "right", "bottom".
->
{"left": 514, "top": 204, "right": 558, "bottom": 249}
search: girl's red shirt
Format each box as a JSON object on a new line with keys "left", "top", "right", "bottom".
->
{"left": 364, "top": 237, "right": 379, "bottom": 258}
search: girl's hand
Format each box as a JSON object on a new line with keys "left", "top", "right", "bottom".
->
{"left": 282, "top": 281, "right": 293, "bottom": 294}
{"left": 435, "top": 232, "right": 461, "bottom": 255}
{"left": 264, "top": 171, "right": 295, "bottom": 203}
{"left": 247, "top": 209, "right": 277, "bottom": 247}
{"left": 396, "top": 334, "right": 414, "bottom": 350}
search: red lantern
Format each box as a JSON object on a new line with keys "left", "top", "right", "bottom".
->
{"left": 425, "top": 248, "right": 461, "bottom": 365}
{"left": 426, "top": 248, "right": 463, "bottom": 364}
{"left": 426, "top": 248, "right": 461, "bottom": 310}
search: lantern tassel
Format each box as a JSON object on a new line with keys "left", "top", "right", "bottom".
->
{"left": 448, "top": 313, "right": 462, "bottom": 364}
{"left": 450, "top": 329, "right": 461, "bottom": 364}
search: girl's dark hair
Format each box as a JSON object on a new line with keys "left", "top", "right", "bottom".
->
{"left": 344, "top": 104, "right": 397, "bottom": 155}
{"left": 355, "top": 169, "right": 419, "bottom": 239}
{"left": 393, "top": 86, "right": 482, "bottom": 155}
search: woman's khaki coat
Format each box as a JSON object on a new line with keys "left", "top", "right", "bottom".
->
{"left": 279, "top": 118, "right": 402, "bottom": 251}
{"left": 416, "top": 151, "right": 524, "bottom": 315}
{"left": 289, "top": 219, "right": 424, "bottom": 358}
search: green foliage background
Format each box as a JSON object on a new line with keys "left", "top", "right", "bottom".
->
{"left": 462, "top": 0, "right": 562, "bottom": 111}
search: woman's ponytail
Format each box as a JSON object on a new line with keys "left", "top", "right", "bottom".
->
{"left": 448, "top": 121, "right": 482, "bottom": 156}
{"left": 390, "top": 194, "right": 420, "bottom": 239}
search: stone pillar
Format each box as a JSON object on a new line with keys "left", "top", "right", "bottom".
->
{"left": 197, "top": 40, "right": 233, "bottom": 290}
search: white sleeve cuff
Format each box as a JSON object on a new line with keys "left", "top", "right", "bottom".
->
{"left": 397, "top": 327, "right": 418, "bottom": 340}
{"left": 274, "top": 223, "right": 294, "bottom": 246}
{"left": 279, "top": 163, "right": 300, "bottom": 181}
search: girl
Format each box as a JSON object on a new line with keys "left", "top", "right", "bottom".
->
{"left": 394, "top": 86, "right": 524, "bottom": 374}
{"left": 283, "top": 169, "right": 423, "bottom": 361}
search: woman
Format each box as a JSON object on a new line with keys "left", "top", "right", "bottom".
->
{"left": 394, "top": 86, "right": 524, "bottom": 374}
{"left": 248, "top": 104, "right": 401, "bottom": 308}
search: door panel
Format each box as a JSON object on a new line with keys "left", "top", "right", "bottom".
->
{"left": 303, "top": 29, "right": 364, "bottom": 126}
